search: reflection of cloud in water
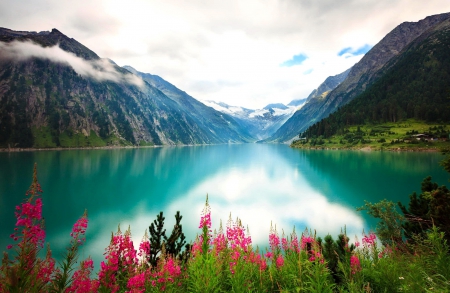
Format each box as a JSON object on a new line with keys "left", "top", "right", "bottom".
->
{"left": 167, "top": 167, "right": 365, "bottom": 248}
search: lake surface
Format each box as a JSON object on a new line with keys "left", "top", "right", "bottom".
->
{"left": 1, "top": 144, "right": 449, "bottom": 269}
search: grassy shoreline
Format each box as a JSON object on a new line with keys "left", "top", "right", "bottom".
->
{"left": 291, "top": 119, "right": 450, "bottom": 152}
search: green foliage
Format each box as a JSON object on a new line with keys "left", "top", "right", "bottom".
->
{"left": 357, "top": 199, "right": 404, "bottom": 245}
{"left": 440, "top": 148, "right": 450, "bottom": 175}
{"left": 398, "top": 152, "right": 450, "bottom": 244}
{"left": 147, "top": 211, "right": 189, "bottom": 268}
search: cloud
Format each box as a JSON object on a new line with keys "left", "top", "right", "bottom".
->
{"left": 166, "top": 166, "right": 366, "bottom": 246}
{"left": 280, "top": 54, "right": 308, "bottom": 67}
{"left": 338, "top": 44, "right": 373, "bottom": 57}
{"left": 1, "top": 0, "right": 450, "bottom": 108}
{"left": 0, "top": 40, "right": 144, "bottom": 87}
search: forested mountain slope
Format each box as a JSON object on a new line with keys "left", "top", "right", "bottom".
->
{"left": 301, "top": 18, "right": 450, "bottom": 139}
{"left": 268, "top": 12, "right": 450, "bottom": 143}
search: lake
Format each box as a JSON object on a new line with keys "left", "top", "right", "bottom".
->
{"left": 1, "top": 144, "right": 449, "bottom": 269}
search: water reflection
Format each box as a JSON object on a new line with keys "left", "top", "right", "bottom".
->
{"left": 0, "top": 145, "right": 448, "bottom": 271}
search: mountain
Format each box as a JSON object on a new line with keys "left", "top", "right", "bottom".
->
{"left": 301, "top": 16, "right": 450, "bottom": 139}
{"left": 288, "top": 98, "right": 308, "bottom": 107}
{"left": 264, "top": 68, "right": 351, "bottom": 142}
{"left": 0, "top": 28, "right": 253, "bottom": 148}
{"left": 305, "top": 68, "right": 351, "bottom": 102}
{"left": 268, "top": 12, "right": 450, "bottom": 143}
{"left": 123, "top": 65, "right": 255, "bottom": 142}
{"left": 201, "top": 100, "right": 302, "bottom": 140}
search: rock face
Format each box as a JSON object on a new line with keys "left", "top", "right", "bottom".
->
{"left": 0, "top": 28, "right": 254, "bottom": 147}
{"left": 267, "top": 12, "right": 450, "bottom": 143}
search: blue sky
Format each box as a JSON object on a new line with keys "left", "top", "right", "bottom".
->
{"left": 281, "top": 54, "right": 308, "bottom": 67}
{"left": 1, "top": 0, "right": 450, "bottom": 108}
{"left": 338, "top": 44, "right": 373, "bottom": 57}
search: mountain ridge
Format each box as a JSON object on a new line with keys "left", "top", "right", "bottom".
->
{"left": 267, "top": 12, "right": 450, "bottom": 143}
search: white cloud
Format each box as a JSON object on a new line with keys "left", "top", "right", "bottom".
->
{"left": 1, "top": 0, "right": 450, "bottom": 108}
{"left": 0, "top": 41, "right": 144, "bottom": 87}
{"left": 165, "top": 166, "right": 365, "bottom": 247}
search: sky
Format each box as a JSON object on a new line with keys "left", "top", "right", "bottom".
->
{"left": 1, "top": 0, "right": 450, "bottom": 109}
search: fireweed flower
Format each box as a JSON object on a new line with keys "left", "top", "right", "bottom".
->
{"left": 66, "top": 258, "right": 99, "bottom": 293}
{"left": 301, "top": 235, "right": 314, "bottom": 251}
{"left": 281, "top": 231, "right": 289, "bottom": 251}
{"left": 212, "top": 231, "right": 226, "bottom": 255}
{"left": 98, "top": 226, "right": 137, "bottom": 292}
{"left": 350, "top": 255, "right": 361, "bottom": 274}
{"left": 226, "top": 216, "right": 252, "bottom": 251}
{"left": 127, "top": 272, "right": 146, "bottom": 293}
{"left": 290, "top": 230, "right": 300, "bottom": 253}
{"left": 362, "top": 232, "right": 377, "bottom": 247}
{"left": 269, "top": 223, "right": 280, "bottom": 252}
{"left": 196, "top": 195, "right": 213, "bottom": 255}
{"left": 199, "top": 195, "right": 212, "bottom": 230}
{"left": 276, "top": 254, "right": 284, "bottom": 268}
{"left": 11, "top": 166, "right": 46, "bottom": 249}
{"left": 71, "top": 210, "right": 88, "bottom": 245}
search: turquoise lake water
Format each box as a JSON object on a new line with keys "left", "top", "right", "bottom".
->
{"left": 1, "top": 144, "right": 449, "bottom": 269}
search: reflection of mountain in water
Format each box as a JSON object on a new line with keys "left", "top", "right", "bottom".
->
{"left": 291, "top": 150, "right": 449, "bottom": 206}
{"left": 1, "top": 146, "right": 448, "bottom": 272}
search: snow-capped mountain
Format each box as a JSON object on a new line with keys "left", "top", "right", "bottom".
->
{"left": 202, "top": 100, "right": 306, "bottom": 140}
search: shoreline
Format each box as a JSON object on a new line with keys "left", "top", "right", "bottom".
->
{"left": 0, "top": 142, "right": 249, "bottom": 152}
{"left": 0, "top": 145, "right": 164, "bottom": 152}
{"left": 0, "top": 143, "right": 443, "bottom": 153}
{"left": 289, "top": 145, "right": 442, "bottom": 152}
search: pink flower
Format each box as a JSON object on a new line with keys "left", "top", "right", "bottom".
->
{"left": 276, "top": 254, "right": 284, "bottom": 268}
{"left": 269, "top": 227, "right": 280, "bottom": 251}
{"left": 281, "top": 237, "right": 288, "bottom": 251}
{"left": 6, "top": 244, "right": 12, "bottom": 250}
{"left": 362, "top": 232, "right": 377, "bottom": 247}
{"left": 163, "top": 257, "right": 181, "bottom": 277}
{"left": 226, "top": 218, "right": 252, "bottom": 251}
{"left": 70, "top": 210, "right": 89, "bottom": 248}
{"left": 138, "top": 240, "right": 151, "bottom": 258}
{"left": 301, "top": 235, "right": 314, "bottom": 250}
{"left": 350, "top": 255, "right": 361, "bottom": 274}
{"left": 127, "top": 272, "right": 146, "bottom": 293}
{"left": 66, "top": 257, "right": 99, "bottom": 293}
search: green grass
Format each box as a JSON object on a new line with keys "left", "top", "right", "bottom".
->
{"left": 292, "top": 119, "right": 450, "bottom": 151}
{"left": 59, "top": 130, "right": 107, "bottom": 148}
{"left": 32, "top": 127, "right": 134, "bottom": 148}
{"left": 32, "top": 127, "right": 58, "bottom": 148}
{"left": 138, "top": 140, "right": 154, "bottom": 147}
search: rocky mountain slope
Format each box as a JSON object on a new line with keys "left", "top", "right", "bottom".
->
{"left": 0, "top": 28, "right": 254, "bottom": 148}
{"left": 268, "top": 12, "right": 450, "bottom": 143}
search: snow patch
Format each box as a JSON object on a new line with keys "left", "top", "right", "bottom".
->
{"left": 249, "top": 109, "right": 269, "bottom": 118}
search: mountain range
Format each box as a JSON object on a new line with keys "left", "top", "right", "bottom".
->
{"left": 1, "top": 12, "right": 449, "bottom": 148}
{"left": 0, "top": 28, "right": 253, "bottom": 147}
{"left": 201, "top": 100, "right": 304, "bottom": 140}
